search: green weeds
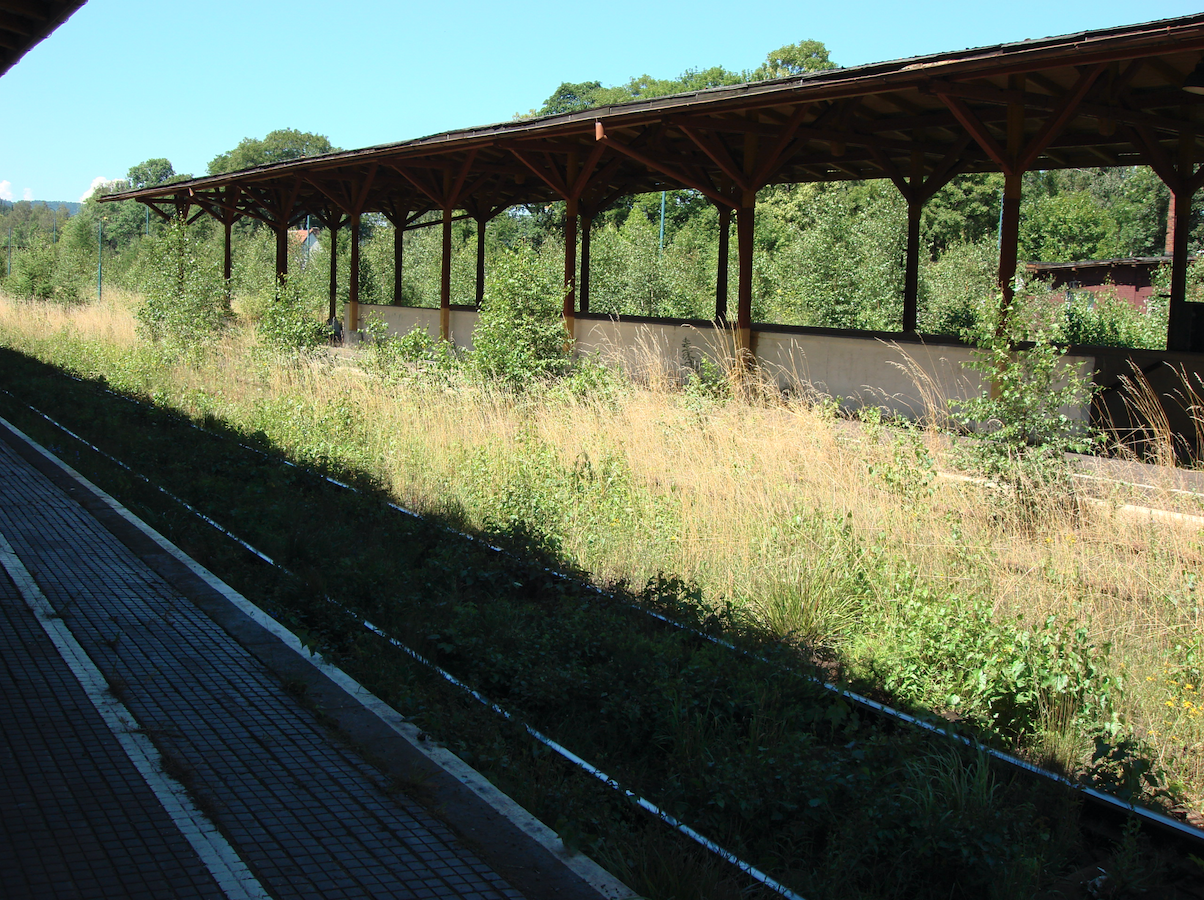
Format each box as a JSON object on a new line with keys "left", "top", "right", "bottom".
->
{"left": 255, "top": 275, "right": 329, "bottom": 356}
{"left": 0, "top": 347, "right": 1171, "bottom": 899}
{"left": 873, "top": 590, "right": 1113, "bottom": 740}
{"left": 472, "top": 249, "right": 570, "bottom": 387}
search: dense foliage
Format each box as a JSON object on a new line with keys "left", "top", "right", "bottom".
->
{"left": 134, "top": 218, "right": 227, "bottom": 353}
{"left": 529, "top": 39, "right": 837, "bottom": 117}
{"left": 472, "top": 248, "right": 570, "bottom": 384}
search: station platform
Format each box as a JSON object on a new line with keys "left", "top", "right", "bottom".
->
{"left": 0, "top": 419, "right": 630, "bottom": 900}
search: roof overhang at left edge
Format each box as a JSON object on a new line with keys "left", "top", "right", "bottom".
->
{"left": 0, "top": 1, "right": 88, "bottom": 80}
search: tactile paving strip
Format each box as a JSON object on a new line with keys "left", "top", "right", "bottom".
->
{"left": 0, "top": 567, "right": 227, "bottom": 900}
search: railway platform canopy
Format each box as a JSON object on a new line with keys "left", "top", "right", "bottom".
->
{"left": 0, "top": 1, "right": 85, "bottom": 79}
{"left": 104, "top": 12, "right": 1204, "bottom": 354}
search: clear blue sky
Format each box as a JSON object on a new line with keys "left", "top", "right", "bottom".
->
{"left": 2, "top": 0, "right": 1200, "bottom": 203}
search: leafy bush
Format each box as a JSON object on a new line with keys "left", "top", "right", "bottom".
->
{"left": 548, "top": 353, "right": 630, "bottom": 405}
{"left": 777, "top": 183, "right": 907, "bottom": 330}
{"left": 1019, "top": 188, "right": 1118, "bottom": 262}
{"left": 952, "top": 307, "right": 1097, "bottom": 508}
{"left": 881, "top": 589, "right": 1113, "bottom": 738}
{"left": 867, "top": 424, "right": 937, "bottom": 503}
{"left": 358, "top": 319, "right": 456, "bottom": 378}
{"left": 467, "top": 433, "right": 571, "bottom": 558}
{"left": 680, "top": 338, "right": 731, "bottom": 403}
{"left": 1057, "top": 288, "right": 1166, "bottom": 350}
{"left": 473, "top": 248, "right": 569, "bottom": 386}
{"left": 256, "top": 275, "right": 327, "bottom": 354}
{"left": 1085, "top": 730, "right": 1173, "bottom": 805}
{"left": 585, "top": 209, "right": 717, "bottom": 320}
{"left": 395, "top": 322, "right": 437, "bottom": 359}
{"left": 919, "top": 240, "right": 998, "bottom": 341}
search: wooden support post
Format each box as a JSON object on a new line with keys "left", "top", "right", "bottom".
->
{"left": 440, "top": 204, "right": 452, "bottom": 342}
{"left": 348, "top": 213, "right": 361, "bottom": 334}
{"left": 902, "top": 150, "right": 924, "bottom": 333}
{"left": 275, "top": 224, "right": 288, "bottom": 286}
{"left": 903, "top": 199, "right": 922, "bottom": 333}
{"left": 997, "top": 75, "right": 1026, "bottom": 337}
{"left": 475, "top": 217, "right": 486, "bottom": 308}
{"left": 393, "top": 220, "right": 404, "bottom": 306}
{"left": 1166, "top": 194, "right": 1177, "bottom": 256}
{"left": 1168, "top": 188, "right": 1193, "bottom": 351}
{"left": 1168, "top": 133, "right": 1196, "bottom": 352}
{"left": 579, "top": 214, "right": 591, "bottom": 314}
{"left": 563, "top": 153, "right": 579, "bottom": 339}
{"left": 736, "top": 202, "right": 754, "bottom": 351}
{"left": 564, "top": 196, "right": 578, "bottom": 336}
{"left": 737, "top": 128, "right": 758, "bottom": 357}
{"left": 997, "top": 173, "right": 1022, "bottom": 319}
{"left": 716, "top": 205, "right": 730, "bottom": 324}
{"left": 328, "top": 221, "right": 338, "bottom": 323}
{"left": 222, "top": 216, "right": 233, "bottom": 311}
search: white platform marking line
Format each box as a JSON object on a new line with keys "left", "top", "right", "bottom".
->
{"left": 0, "top": 531, "right": 273, "bottom": 900}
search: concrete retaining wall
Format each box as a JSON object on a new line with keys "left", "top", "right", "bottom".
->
{"left": 354, "top": 305, "right": 480, "bottom": 350}
{"left": 351, "top": 304, "right": 1104, "bottom": 421}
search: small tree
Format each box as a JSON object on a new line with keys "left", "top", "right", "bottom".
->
{"left": 126, "top": 158, "right": 176, "bottom": 190}
{"left": 136, "top": 218, "right": 226, "bottom": 351}
{"left": 8, "top": 235, "right": 61, "bottom": 301}
{"left": 208, "top": 129, "right": 338, "bottom": 175}
{"left": 755, "top": 39, "right": 839, "bottom": 78}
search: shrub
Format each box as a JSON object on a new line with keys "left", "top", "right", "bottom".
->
{"left": 8, "top": 239, "right": 57, "bottom": 301}
{"left": 881, "top": 590, "right": 1112, "bottom": 738}
{"left": 358, "top": 318, "right": 456, "bottom": 378}
{"left": 779, "top": 183, "right": 907, "bottom": 330}
{"left": 919, "top": 240, "right": 998, "bottom": 341}
{"left": 473, "top": 248, "right": 569, "bottom": 386}
{"left": 952, "top": 305, "right": 1097, "bottom": 512}
{"left": 256, "top": 274, "right": 328, "bottom": 355}
{"left": 1058, "top": 288, "right": 1166, "bottom": 350}
{"left": 6, "top": 237, "right": 82, "bottom": 303}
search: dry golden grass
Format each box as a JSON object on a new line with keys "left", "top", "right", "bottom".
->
{"left": 3, "top": 288, "right": 142, "bottom": 346}
{"left": 1, "top": 291, "right": 1201, "bottom": 809}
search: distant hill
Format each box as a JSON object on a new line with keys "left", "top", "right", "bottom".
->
{"left": 0, "top": 200, "right": 81, "bottom": 215}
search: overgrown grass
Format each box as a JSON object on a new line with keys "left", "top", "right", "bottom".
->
{"left": 1, "top": 292, "right": 1202, "bottom": 896}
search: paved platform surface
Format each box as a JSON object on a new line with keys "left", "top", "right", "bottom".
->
{"left": 0, "top": 568, "right": 227, "bottom": 900}
{"left": 0, "top": 430, "right": 536, "bottom": 900}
